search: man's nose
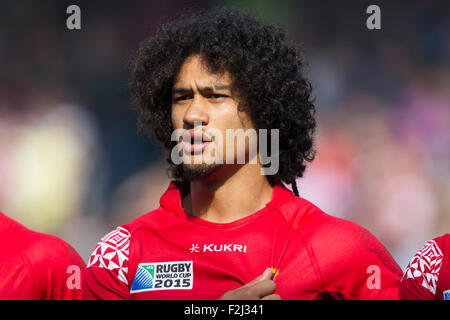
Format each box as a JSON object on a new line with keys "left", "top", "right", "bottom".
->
{"left": 183, "top": 95, "right": 209, "bottom": 128}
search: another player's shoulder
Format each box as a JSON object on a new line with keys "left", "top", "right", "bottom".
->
{"left": 0, "top": 212, "right": 82, "bottom": 267}
{"left": 424, "top": 233, "right": 450, "bottom": 264}
{"left": 404, "top": 234, "right": 449, "bottom": 274}
{"left": 433, "top": 233, "right": 450, "bottom": 252}
{"left": 400, "top": 234, "right": 450, "bottom": 299}
{"left": 403, "top": 235, "right": 449, "bottom": 282}
{"left": 26, "top": 231, "right": 83, "bottom": 267}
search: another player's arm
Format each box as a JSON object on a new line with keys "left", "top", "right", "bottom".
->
{"left": 399, "top": 238, "right": 447, "bottom": 300}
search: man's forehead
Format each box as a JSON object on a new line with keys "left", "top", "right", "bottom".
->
{"left": 173, "top": 72, "right": 232, "bottom": 89}
{"left": 174, "top": 55, "right": 232, "bottom": 89}
{"left": 172, "top": 82, "right": 231, "bottom": 92}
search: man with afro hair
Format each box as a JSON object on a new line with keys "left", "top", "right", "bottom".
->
{"left": 83, "top": 7, "right": 402, "bottom": 300}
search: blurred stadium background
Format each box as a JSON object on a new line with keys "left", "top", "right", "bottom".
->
{"left": 0, "top": 0, "right": 448, "bottom": 271}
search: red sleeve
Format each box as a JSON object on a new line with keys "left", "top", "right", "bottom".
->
{"left": 0, "top": 213, "right": 85, "bottom": 300}
{"left": 342, "top": 229, "right": 403, "bottom": 300}
{"left": 399, "top": 236, "right": 447, "bottom": 300}
{"left": 30, "top": 234, "right": 86, "bottom": 300}
{"left": 302, "top": 212, "right": 402, "bottom": 300}
{"left": 82, "top": 227, "right": 131, "bottom": 300}
{"left": 0, "top": 239, "right": 42, "bottom": 299}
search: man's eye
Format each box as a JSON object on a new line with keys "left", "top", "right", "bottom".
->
{"left": 175, "top": 96, "right": 191, "bottom": 102}
{"left": 208, "top": 94, "right": 226, "bottom": 99}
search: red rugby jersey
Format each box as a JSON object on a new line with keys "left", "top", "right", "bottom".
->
{"left": 399, "top": 234, "right": 450, "bottom": 300}
{"left": 83, "top": 182, "right": 402, "bottom": 300}
{"left": 0, "top": 212, "right": 85, "bottom": 299}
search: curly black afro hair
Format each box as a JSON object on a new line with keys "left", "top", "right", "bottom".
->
{"left": 130, "top": 7, "right": 316, "bottom": 191}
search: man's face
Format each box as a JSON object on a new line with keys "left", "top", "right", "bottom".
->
{"left": 171, "top": 55, "right": 256, "bottom": 180}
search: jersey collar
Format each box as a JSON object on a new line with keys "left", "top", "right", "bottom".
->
{"left": 159, "top": 180, "right": 296, "bottom": 219}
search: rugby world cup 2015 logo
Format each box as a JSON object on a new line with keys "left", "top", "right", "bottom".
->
{"left": 444, "top": 290, "right": 450, "bottom": 300}
{"left": 131, "top": 264, "right": 155, "bottom": 292}
{"left": 131, "top": 261, "right": 193, "bottom": 294}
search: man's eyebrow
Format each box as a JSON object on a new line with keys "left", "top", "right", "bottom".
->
{"left": 172, "top": 88, "right": 192, "bottom": 96}
{"left": 212, "top": 84, "right": 231, "bottom": 91}
{"left": 198, "top": 84, "right": 232, "bottom": 93}
{"left": 172, "top": 84, "right": 232, "bottom": 97}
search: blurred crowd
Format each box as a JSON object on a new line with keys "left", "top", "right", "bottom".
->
{"left": 0, "top": 0, "right": 448, "bottom": 269}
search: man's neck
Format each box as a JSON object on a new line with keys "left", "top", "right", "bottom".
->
{"left": 182, "top": 163, "right": 274, "bottom": 223}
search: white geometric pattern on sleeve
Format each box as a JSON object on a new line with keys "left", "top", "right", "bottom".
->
{"left": 87, "top": 226, "right": 131, "bottom": 285}
{"left": 403, "top": 239, "right": 443, "bottom": 295}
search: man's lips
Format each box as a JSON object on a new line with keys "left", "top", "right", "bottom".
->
{"left": 183, "top": 141, "right": 211, "bottom": 154}
{"left": 182, "top": 129, "right": 212, "bottom": 154}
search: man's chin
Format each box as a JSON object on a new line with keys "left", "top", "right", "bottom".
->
{"left": 182, "top": 163, "right": 222, "bottom": 181}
